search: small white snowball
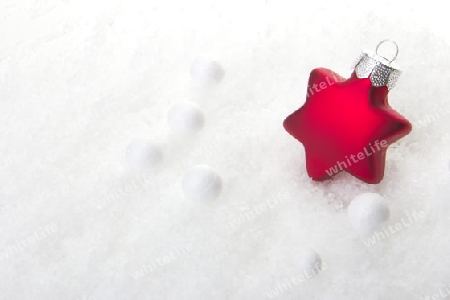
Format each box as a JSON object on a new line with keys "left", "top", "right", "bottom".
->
{"left": 347, "top": 192, "right": 390, "bottom": 236}
{"left": 168, "top": 102, "right": 205, "bottom": 136}
{"left": 182, "top": 165, "right": 222, "bottom": 202}
{"left": 190, "top": 57, "right": 224, "bottom": 86}
{"left": 295, "top": 249, "right": 323, "bottom": 278}
{"left": 126, "top": 139, "right": 163, "bottom": 172}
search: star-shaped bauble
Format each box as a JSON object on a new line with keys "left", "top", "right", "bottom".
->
{"left": 283, "top": 68, "right": 412, "bottom": 184}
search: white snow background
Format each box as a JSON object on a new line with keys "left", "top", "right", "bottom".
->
{"left": 1, "top": 0, "right": 450, "bottom": 299}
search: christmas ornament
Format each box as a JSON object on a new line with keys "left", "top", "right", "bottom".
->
{"left": 168, "top": 102, "right": 205, "bottom": 136}
{"left": 347, "top": 192, "right": 390, "bottom": 236}
{"left": 283, "top": 41, "right": 412, "bottom": 183}
{"left": 182, "top": 164, "right": 222, "bottom": 202}
{"left": 126, "top": 139, "right": 163, "bottom": 172}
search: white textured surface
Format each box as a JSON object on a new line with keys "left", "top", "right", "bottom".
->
{"left": 1, "top": 0, "right": 449, "bottom": 299}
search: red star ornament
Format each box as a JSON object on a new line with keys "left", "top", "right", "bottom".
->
{"left": 283, "top": 68, "right": 412, "bottom": 184}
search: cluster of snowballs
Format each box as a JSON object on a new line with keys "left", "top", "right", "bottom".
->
{"left": 124, "top": 57, "right": 392, "bottom": 278}
{"left": 304, "top": 193, "right": 390, "bottom": 277}
{"left": 126, "top": 57, "right": 225, "bottom": 202}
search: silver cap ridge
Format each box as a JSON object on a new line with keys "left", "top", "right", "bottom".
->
{"left": 353, "top": 40, "right": 401, "bottom": 90}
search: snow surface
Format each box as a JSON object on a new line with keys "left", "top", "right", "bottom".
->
{"left": 1, "top": 0, "right": 450, "bottom": 299}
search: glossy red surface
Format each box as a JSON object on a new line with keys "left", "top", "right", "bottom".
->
{"left": 283, "top": 68, "right": 412, "bottom": 184}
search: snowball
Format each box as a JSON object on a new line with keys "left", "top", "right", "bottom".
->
{"left": 295, "top": 249, "right": 323, "bottom": 278}
{"left": 190, "top": 57, "right": 224, "bottom": 86}
{"left": 347, "top": 192, "right": 390, "bottom": 236}
{"left": 126, "top": 139, "right": 163, "bottom": 172}
{"left": 167, "top": 102, "right": 205, "bottom": 136}
{"left": 182, "top": 165, "right": 222, "bottom": 202}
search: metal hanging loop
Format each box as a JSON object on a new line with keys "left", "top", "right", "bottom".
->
{"left": 375, "top": 40, "right": 399, "bottom": 64}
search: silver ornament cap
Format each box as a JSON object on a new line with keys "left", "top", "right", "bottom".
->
{"left": 353, "top": 40, "right": 401, "bottom": 90}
